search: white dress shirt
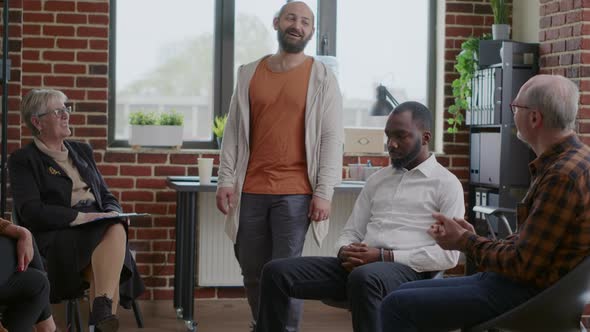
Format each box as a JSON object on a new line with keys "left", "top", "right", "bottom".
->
{"left": 336, "top": 154, "right": 465, "bottom": 272}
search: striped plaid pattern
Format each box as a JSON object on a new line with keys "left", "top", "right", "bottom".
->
{"left": 460, "top": 134, "right": 590, "bottom": 289}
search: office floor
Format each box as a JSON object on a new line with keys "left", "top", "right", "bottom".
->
{"left": 51, "top": 299, "right": 353, "bottom": 332}
{"left": 51, "top": 299, "right": 590, "bottom": 332}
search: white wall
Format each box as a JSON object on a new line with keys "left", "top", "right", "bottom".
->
{"left": 512, "top": 0, "right": 540, "bottom": 43}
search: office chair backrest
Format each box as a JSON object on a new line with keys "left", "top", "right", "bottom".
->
{"left": 465, "top": 255, "right": 590, "bottom": 332}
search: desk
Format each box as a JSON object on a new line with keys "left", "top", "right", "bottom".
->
{"left": 167, "top": 176, "right": 364, "bottom": 331}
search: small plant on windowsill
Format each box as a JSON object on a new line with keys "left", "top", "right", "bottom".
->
{"left": 447, "top": 34, "right": 491, "bottom": 134}
{"left": 129, "top": 111, "right": 158, "bottom": 126}
{"left": 212, "top": 114, "right": 228, "bottom": 148}
{"left": 158, "top": 110, "right": 184, "bottom": 126}
{"left": 129, "top": 110, "right": 185, "bottom": 149}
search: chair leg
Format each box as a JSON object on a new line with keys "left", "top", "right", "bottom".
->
{"left": 65, "top": 300, "right": 75, "bottom": 332}
{"left": 74, "top": 299, "right": 82, "bottom": 332}
{"left": 132, "top": 299, "right": 144, "bottom": 328}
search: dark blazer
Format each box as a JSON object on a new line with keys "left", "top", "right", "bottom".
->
{"left": 8, "top": 140, "right": 121, "bottom": 232}
{"left": 8, "top": 140, "right": 144, "bottom": 305}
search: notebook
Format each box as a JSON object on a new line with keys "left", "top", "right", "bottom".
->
{"left": 92, "top": 212, "right": 150, "bottom": 221}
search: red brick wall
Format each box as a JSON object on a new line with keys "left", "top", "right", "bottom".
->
{"left": 537, "top": 0, "right": 588, "bottom": 143}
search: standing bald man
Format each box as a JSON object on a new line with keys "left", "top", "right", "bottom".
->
{"left": 216, "top": 1, "right": 343, "bottom": 330}
{"left": 381, "top": 75, "right": 590, "bottom": 331}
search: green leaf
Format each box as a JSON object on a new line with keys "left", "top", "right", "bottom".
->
{"left": 212, "top": 114, "right": 228, "bottom": 138}
{"left": 159, "top": 110, "right": 184, "bottom": 126}
{"left": 445, "top": 33, "right": 491, "bottom": 135}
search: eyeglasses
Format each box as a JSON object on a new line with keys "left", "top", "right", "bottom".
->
{"left": 37, "top": 106, "right": 72, "bottom": 118}
{"left": 509, "top": 103, "right": 532, "bottom": 115}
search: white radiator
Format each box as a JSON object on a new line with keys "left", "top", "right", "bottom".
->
{"left": 197, "top": 192, "right": 358, "bottom": 286}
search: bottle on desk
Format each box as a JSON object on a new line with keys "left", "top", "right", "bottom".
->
{"left": 363, "top": 159, "right": 381, "bottom": 181}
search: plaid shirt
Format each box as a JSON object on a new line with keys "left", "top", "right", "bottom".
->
{"left": 459, "top": 134, "right": 590, "bottom": 289}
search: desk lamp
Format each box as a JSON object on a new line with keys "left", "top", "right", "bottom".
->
{"left": 370, "top": 84, "right": 400, "bottom": 116}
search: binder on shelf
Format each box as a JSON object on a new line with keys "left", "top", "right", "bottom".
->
{"left": 474, "top": 187, "right": 491, "bottom": 221}
{"left": 475, "top": 191, "right": 481, "bottom": 219}
{"left": 486, "top": 69, "right": 495, "bottom": 124}
{"left": 470, "top": 133, "right": 480, "bottom": 183}
{"left": 469, "top": 68, "right": 499, "bottom": 125}
{"left": 479, "top": 132, "right": 501, "bottom": 185}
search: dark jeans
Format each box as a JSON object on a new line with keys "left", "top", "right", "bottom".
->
{"left": 380, "top": 272, "right": 541, "bottom": 332}
{"left": 0, "top": 239, "right": 51, "bottom": 332}
{"left": 235, "top": 193, "right": 311, "bottom": 330}
{"left": 256, "top": 256, "right": 430, "bottom": 332}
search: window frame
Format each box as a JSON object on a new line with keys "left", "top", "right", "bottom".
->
{"left": 108, "top": 0, "right": 227, "bottom": 149}
{"left": 316, "top": 0, "right": 437, "bottom": 149}
{"left": 108, "top": 0, "right": 437, "bottom": 149}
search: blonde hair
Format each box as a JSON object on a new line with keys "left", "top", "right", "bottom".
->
{"left": 21, "top": 89, "right": 67, "bottom": 136}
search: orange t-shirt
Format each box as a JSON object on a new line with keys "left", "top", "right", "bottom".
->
{"left": 242, "top": 56, "right": 314, "bottom": 195}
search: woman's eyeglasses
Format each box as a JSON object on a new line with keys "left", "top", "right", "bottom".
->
{"left": 37, "top": 106, "right": 72, "bottom": 118}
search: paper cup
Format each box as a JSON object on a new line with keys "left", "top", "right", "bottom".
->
{"left": 348, "top": 164, "right": 364, "bottom": 181}
{"left": 198, "top": 158, "right": 214, "bottom": 184}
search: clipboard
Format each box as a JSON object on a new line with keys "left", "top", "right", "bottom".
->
{"left": 92, "top": 212, "right": 150, "bottom": 222}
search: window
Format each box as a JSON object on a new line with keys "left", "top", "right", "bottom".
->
{"left": 109, "top": 0, "right": 216, "bottom": 148}
{"left": 335, "top": 0, "right": 432, "bottom": 128}
{"left": 109, "top": 0, "right": 434, "bottom": 148}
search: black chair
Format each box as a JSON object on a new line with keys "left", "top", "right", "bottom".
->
{"left": 472, "top": 205, "right": 516, "bottom": 240}
{"left": 464, "top": 255, "right": 590, "bottom": 332}
{"left": 11, "top": 211, "right": 144, "bottom": 330}
{"left": 464, "top": 206, "right": 590, "bottom": 332}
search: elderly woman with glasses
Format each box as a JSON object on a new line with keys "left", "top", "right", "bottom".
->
{"left": 8, "top": 89, "right": 144, "bottom": 332}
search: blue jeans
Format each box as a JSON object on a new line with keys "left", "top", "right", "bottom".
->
{"left": 256, "top": 256, "right": 430, "bottom": 332}
{"left": 380, "top": 272, "right": 541, "bottom": 332}
{"left": 235, "top": 193, "right": 311, "bottom": 331}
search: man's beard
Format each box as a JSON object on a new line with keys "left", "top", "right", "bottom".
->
{"left": 391, "top": 138, "right": 422, "bottom": 170}
{"left": 277, "top": 27, "right": 312, "bottom": 54}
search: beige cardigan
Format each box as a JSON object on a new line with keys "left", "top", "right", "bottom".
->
{"left": 217, "top": 56, "right": 344, "bottom": 246}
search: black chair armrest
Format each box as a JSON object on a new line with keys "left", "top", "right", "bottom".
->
{"left": 472, "top": 205, "right": 516, "bottom": 240}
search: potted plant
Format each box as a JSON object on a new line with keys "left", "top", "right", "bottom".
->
{"left": 491, "top": 0, "right": 510, "bottom": 40}
{"left": 129, "top": 110, "right": 184, "bottom": 148}
{"left": 447, "top": 34, "right": 490, "bottom": 134}
{"left": 212, "top": 114, "right": 228, "bottom": 148}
